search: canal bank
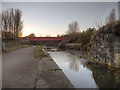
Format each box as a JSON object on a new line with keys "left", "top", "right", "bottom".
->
{"left": 45, "top": 47, "right": 120, "bottom": 88}
{"left": 60, "top": 43, "right": 120, "bottom": 69}
{"left": 35, "top": 46, "right": 74, "bottom": 88}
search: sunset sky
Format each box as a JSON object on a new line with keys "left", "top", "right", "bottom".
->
{"left": 2, "top": 2, "right": 118, "bottom": 37}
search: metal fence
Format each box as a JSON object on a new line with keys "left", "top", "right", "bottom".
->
{"left": 2, "top": 41, "right": 29, "bottom": 50}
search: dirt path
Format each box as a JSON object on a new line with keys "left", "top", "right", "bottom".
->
{"left": 2, "top": 46, "right": 38, "bottom": 88}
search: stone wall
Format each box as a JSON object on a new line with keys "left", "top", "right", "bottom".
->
{"left": 89, "top": 23, "right": 120, "bottom": 67}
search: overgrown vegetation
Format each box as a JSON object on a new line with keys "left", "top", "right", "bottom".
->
{"left": 34, "top": 46, "right": 48, "bottom": 59}
{"left": 63, "top": 21, "right": 96, "bottom": 50}
{"left": 62, "top": 9, "right": 119, "bottom": 50}
{"left": 76, "top": 28, "right": 96, "bottom": 50}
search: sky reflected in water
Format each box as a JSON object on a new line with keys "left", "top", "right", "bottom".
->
{"left": 48, "top": 51, "right": 98, "bottom": 88}
{"left": 46, "top": 48, "right": 120, "bottom": 88}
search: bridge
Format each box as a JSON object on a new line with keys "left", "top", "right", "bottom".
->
{"left": 21, "top": 36, "right": 69, "bottom": 46}
{"left": 29, "top": 37, "right": 62, "bottom": 41}
{"left": 27, "top": 37, "right": 62, "bottom": 46}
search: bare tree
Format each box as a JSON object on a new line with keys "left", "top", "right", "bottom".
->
{"left": 106, "top": 9, "right": 116, "bottom": 24}
{"left": 67, "top": 21, "right": 79, "bottom": 35}
{"left": 1, "top": 10, "right": 9, "bottom": 39}
{"left": 1, "top": 8, "right": 23, "bottom": 40}
{"left": 95, "top": 20, "right": 104, "bottom": 30}
{"left": 66, "top": 21, "right": 79, "bottom": 42}
{"left": 14, "top": 9, "right": 23, "bottom": 39}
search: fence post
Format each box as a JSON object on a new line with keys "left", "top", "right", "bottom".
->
{"left": 2, "top": 42, "right": 5, "bottom": 51}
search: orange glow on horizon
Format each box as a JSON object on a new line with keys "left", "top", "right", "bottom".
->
{"left": 22, "top": 24, "right": 64, "bottom": 37}
{"left": 22, "top": 30, "right": 61, "bottom": 37}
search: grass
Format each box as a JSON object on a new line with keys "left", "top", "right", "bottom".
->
{"left": 3, "top": 45, "right": 31, "bottom": 53}
{"left": 34, "top": 45, "right": 48, "bottom": 59}
{"left": 48, "top": 68, "right": 62, "bottom": 72}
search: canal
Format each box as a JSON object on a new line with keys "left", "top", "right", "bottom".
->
{"left": 45, "top": 47, "right": 120, "bottom": 88}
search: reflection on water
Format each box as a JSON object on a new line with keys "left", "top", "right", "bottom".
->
{"left": 68, "top": 54, "right": 80, "bottom": 72}
{"left": 86, "top": 62, "right": 120, "bottom": 88}
{"left": 46, "top": 47, "right": 120, "bottom": 88}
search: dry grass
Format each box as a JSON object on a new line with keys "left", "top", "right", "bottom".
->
{"left": 34, "top": 46, "right": 48, "bottom": 59}
{"left": 3, "top": 45, "right": 31, "bottom": 53}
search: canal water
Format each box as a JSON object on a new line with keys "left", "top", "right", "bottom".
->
{"left": 45, "top": 47, "right": 120, "bottom": 88}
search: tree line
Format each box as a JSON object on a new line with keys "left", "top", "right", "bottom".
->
{"left": 1, "top": 8, "right": 23, "bottom": 40}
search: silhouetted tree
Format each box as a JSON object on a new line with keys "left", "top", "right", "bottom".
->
{"left": 1, "top": 8, "right": 23, "bottom": 40}
{"left": 106, "top": 9, "right": 116, "bottom": 24}
{"left": 67, "top": 21, "right": 79, "bottom": 42}
{"left": 28, "top": 33, "right": 36, "bottom": 37}
{"left": 67, "top": 21, "right": 79, "bottom": 35}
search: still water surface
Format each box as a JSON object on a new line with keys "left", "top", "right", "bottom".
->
{"left": 46, "top": 47, "right": 120, "bottom": 88}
